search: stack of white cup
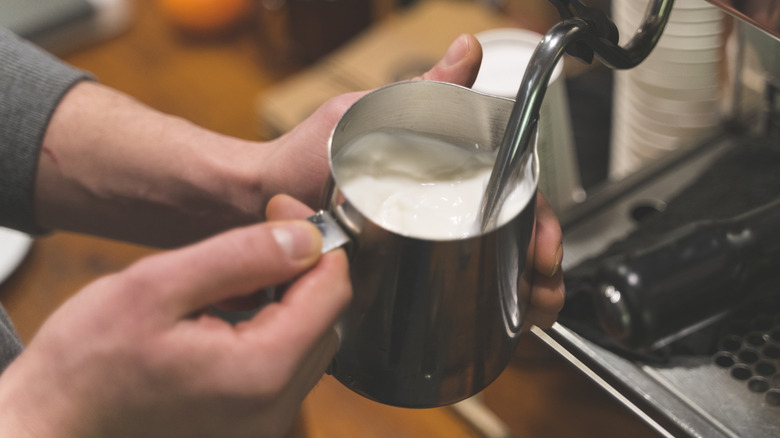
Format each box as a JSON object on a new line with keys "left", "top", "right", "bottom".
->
{"left": 610, "top": 0, "right": 726, "bottom": 179}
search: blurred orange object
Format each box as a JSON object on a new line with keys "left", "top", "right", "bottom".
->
{"left": 158, "top": 0, "right": 252, "bottom": 34}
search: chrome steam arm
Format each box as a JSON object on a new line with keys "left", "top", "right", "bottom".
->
{"left": 480, "top": 0, "right": 675, "bottom": 230}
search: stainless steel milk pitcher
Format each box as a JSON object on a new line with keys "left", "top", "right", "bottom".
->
{"left": 318, "top": 81, "right": 539, "bottom": 408}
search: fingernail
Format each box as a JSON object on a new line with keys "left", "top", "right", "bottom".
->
{"left": 271, "top": 222, "right": 321, "bottom": 262}
{"left": 441, "top": 34, "right": 470, "bottom": 68}
{"left": 548, "top": 243, "right": 563, "bottom": 277}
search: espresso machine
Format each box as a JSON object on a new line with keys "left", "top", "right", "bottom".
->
{"left": 536, "top": 1, "right": 780, "bottom": 437}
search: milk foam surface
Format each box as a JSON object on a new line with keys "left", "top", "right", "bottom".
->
{"left": 334, "top": 129, "right": 536, "bottom": 239}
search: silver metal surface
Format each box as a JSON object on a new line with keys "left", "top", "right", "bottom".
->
{"left": 305, "top": 211, "right": 350, "bottom": 254}
{"left": 707, "top": 0, "right": 780, "bottom": 41}
{"left": 480, "top": 0, "right": 675, "bottom": 230}
{"left": 325, "top": 81, "right": 539, "bottom": 408}
{"left": 529, "top": 3, "right": 780, "bottom": 436}
{"left": 540, "top": 133, "right": 780, "bottom": 438}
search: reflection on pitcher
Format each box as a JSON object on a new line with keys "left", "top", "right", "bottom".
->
{"left": 318, "top": 81, "right": 539, "bottom": 408}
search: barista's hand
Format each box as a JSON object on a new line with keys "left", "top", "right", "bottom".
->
{"left": 34, "top": 34, "right": 483, "bottom": 247}
{"left": 524, "top": 193, "right": 565, "bottom": 330}
{"left": 261, "top": 33, "right": 483, "bottom": 210}
{"left": 0, "top": 215, "right": 351, "bottom": 438}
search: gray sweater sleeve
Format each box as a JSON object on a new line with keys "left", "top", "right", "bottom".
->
{"left": 0, "top": 26, "right": 92, "bottom": 234}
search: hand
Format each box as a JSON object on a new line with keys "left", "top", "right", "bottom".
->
{"left": 524, "top": 193, "right": 565, "bottom": 331}
{"left": 0, "top": 203, "right": 351, "bottom": 438}
{"left": 33, "top": 34, "right": 483, "bottom": 247}
{"left": 259, "top": 33, "right": 484, "bottom": 209}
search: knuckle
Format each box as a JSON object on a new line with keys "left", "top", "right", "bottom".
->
{"left": 320, "top": 92, "right": 362, "bottom": 118}
{"left": 530, "top": 279, "right": 565, "bottom": 314}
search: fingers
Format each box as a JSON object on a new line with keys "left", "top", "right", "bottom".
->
{"left": 524, "top": 192, "right": 565, "bottom": 331}
{"left": 266, "top": 194, "right": 315, "bottom": 221}
{"left": 122, "top": 220, "right": 324, "bottom": 316}
{"left": 297, "top": 32, "right": 483, "bottom": 142}
{"left": 253, "top": 194, "right": 329, "bottom": 313}
{"left": 415, "top": 33, "right": 483, "bottom": 88}
{"left": 211, "top": 194, "right": 313, "bottom": 312}
{"left": 269, "top": 34, "right": 483, "bottom": 211}
{"left": 227, "top": 194, "right": 350, "bottom": 371}
{"left": 533, "top": 193, "right": 563, "bottom": 277}
{"left": 239, "top": 248, "right": 351, "bottom": 374}
{"left": 523, "top": 269, "right": 565, "bottom": 331}
{"left": 237, "top": 250, "right": 352, "bottom": 389}
{"left": 255, "top": 195, "right": 351, "bottom": 342}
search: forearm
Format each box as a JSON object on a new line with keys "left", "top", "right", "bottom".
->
{"left": 35, "top": 81, "right": 268, "bottom": 247}
{"left": 28, "top": 32, "right": 486, "bottom": 248}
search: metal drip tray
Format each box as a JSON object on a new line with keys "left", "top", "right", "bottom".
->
{"left": 535, "top": 132, "right": 780, "bottom": 438}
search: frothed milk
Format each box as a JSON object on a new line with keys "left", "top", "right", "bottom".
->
{"left": 334, "top": 129, "right": 536, "bottom": 239}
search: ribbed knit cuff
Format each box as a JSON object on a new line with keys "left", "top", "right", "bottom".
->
{"left": 0, "top": 26, "right": 92, "bottom": 234}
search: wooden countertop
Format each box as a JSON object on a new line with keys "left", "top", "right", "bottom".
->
{"left": 0, "top": 1, "right": 660, "bottom": 436}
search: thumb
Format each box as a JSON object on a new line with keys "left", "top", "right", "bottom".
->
{"left": 416, "top": 34, "right": 483, "bottom": 87}
{"left": 122, "top": 221, "right": 324, "bottom": 316}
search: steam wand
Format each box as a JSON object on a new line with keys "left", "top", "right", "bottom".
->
{"left": 479, "top": 0, "right": 676, "bottom": 230}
